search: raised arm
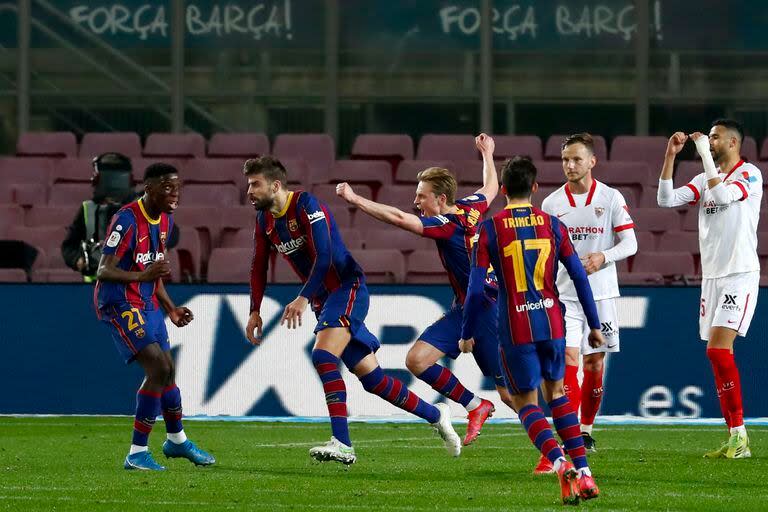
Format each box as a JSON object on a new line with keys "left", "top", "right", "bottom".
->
{"left": 336, "top": 182, "right": 424, "bottom": 234}
{"left": 691, "top": 132, "right": 754, "bottom": 205}
{"left": 658, "top": 132, "right": 700, "bottom": 208}
{"left": 474, "top": 133, "right": 499, "bottom": 205}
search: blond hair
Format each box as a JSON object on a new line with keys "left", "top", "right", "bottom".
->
{"left": 416, "top": 167, "right": 457, "bottom": 205}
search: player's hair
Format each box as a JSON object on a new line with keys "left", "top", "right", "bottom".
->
{"left": 711, "top": 118, "right": 744, "bottom": 144}
{"left": 561, "top": 132, "right": 595, "bottom": 154}
{"left": 143, "top": 162, "right": 178, "bottom": 183}
{"left": 501, "top": 156, "right": 537, "bottom": 198}
{"left": 243, "top": 156, "right": 288, "bottom": 184}
{"left": 416, "top": 167, "right": 457, "bottom": 205}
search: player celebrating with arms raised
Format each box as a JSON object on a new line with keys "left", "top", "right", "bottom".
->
{"left": 336, "top": 134, "right": 512, "bottom": 446}
{"left": 95, "top": 163, "right": 215, "bottom": 471}
{"left": 657, "top": 119, "right": 762, "bottom": 459}
{"left": 461, "top": 157, "right": 602, "bottom": 505}
{"left": 243, "top": 156, "right": 461, "bottom": 465}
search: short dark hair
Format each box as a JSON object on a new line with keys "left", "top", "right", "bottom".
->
{"left": 143, "top": 162, "right": 178, "bottom": 182}
{"left": 711, "top": 118, "right": 744, "bottom": 143}
{"left": 501, "top": 156, "right": 537, "bottom": 198}
{"left": 243, "top": 156, "right": 288, "bottom": 184}
{"left": 561, "top": 132, "right": 595, "bottom": 154}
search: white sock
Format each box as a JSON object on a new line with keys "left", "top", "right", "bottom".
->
{"left": 167, "top": 430, "right": 188, "bottom": 444}
{"left": 129, "top": 444, "right": 148, "bottom": 455}
{"left": 730, "top": 425, "right": 747, "bottom": 435}
{"left": 581, "top": 424, "right": 593, "bottom": 435}
{"left": 465, "top": 396, "right": 483, "bottom": 412}
{"left": 552, "top": 456, "right": 567, "bottom": 473}
{"left": 578, "top": 467, "right": 592, "bottom": 477}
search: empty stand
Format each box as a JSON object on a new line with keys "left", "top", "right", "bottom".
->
{"left": 632, "top": 251, "right": 696, "bottom": 280}
{"left": 657, "top": 231, "right": 700, "bottom": 255}
{"left": 545, "top": 134, "right": 608, "bottom": 162}
{"left": 363, "top": 228, "right": 433, "bottom": 252}
{"left": 395, "top": 160, "right": 450, "bottom": 184}
{"left": 0, "top": 204, "right": 24, "bottom": 237}
{"left": 273, "top": 134, "right": 335, "bottom": 185}
{"left": 143, "top": 133, "right": 206, "bottom": 158}
{"left": 329, "top": 160, "right": 392, "bottom": 186}
{"left": 0, "top": 268, "right": 28, "bottom": 282}
{"left": 405, "top": 249, "right": 448, "bottom": 283}
{"left": 25, "top": 206, "right": 75, "bottom": 227}
{"left": 351, "top": 249, "right": 405, "bottom": 283}
{"left": 79, "top": 132, "right": 142, "bottom": 159}
{"left": 5, "top": 225, "right": 68, "bottom": 269}
{"left": 174, "top": 227, "right": 202, "bottom": 281}
{"left": 183, "top": 158, "right": 243, "bottom": 186}
{"left": 633, "top": 231, "right": 656, "bottom": 252}
{"left": 534, "top": 161, "right": 567, "bottom": 186}
{"left": 313, "top": 184, "right": 373, "bottom": 213}
{"left": 206, "top": 248, "right": 252, "bottom": 283}
{"left": 742, "top": 136, "right": 758, "bottom": 163}
{"left": 52, "top": 158, "right": 93, "bottom": 183}
{"left": 610, "top": 136, "right": 668, "bottom": 172}
{"left": 48, "top": 183, "right": 93, "bottom": 207}
{"left": 207, "top": 133, "right": 269, "bottom": 158}
{"left": 376, "top": 185, "right": 417, "bottom": 211}
{"left": 351, "top": 134, "right": 414, "bottom": 162}
{"left": 181, "top": 183, "right": 241, "bottom": 206}
{"left": 417, "top": 135, "right": 477, "bottom": 161}
{"left": 493, "top": 135, "right": 542, "bottom": 160}
{"left": 16, "top": 132, "right": 76, "bottom": 158}
{"left": 630, "top": 208, "right": 680, "bottom": 232}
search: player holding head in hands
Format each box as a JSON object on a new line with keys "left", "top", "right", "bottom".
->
{"left": 336, "top": 134, "right": 515, "bottom": 446}
{"left": 244, "top": 156, "right": 462, "bottom": 465}
{"left": 539, "top": 133, "right": 637, "bottom": 464}
{"left": 95, "top": 163, "right": 215, "bottom": 471}
{"left": 460, "top": 156, "right": 603, "bottom": 505}
{"left": 657, "top": 119, "right": 762, "bottom": 459}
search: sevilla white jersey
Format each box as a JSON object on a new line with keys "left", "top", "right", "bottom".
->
{"left": 658, "top": 160, "right": 762, "bottom": 279}
{"left": 541, "top": 180, "right": 635, "bottom": 300}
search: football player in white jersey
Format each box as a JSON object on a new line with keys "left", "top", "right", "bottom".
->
{"left": 537, "top": 133, "right": 637, "bottom": 473}
{"left": 657, "top": 119, "right": 761, "bottom": 459}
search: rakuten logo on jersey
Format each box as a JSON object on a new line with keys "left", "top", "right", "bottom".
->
{"left": 568, "top": 226, "right": 604, "bottom": 241}
{"left": 276, "top": 235, "right": 307, "bottom": 255}
{"left": 515, "top": 297, "right": 555, "bottom": 312}
{"left": 135, "top": 251, "right": 164, "bottom": 265}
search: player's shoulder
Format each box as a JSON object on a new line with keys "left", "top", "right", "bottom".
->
{"left": 115, "top": 202, "right": 139, "bottom": 224}
{"left": 540, "top": 185, "right": 566, "bottom": 210}
{"left": 739, "top": 162, "right": 763, "bottom": 182}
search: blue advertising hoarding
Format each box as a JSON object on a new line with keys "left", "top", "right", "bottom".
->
{"left": 1, "top": 284, "right": 766, "bottom": 421}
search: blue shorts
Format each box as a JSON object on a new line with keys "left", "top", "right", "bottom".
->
{"left": 419, "top": 302, "right": 504, "bottom": 387}
{"left": 499, "top": 338, "right": 566, "bottom": 394}
{"left": 314, "top": 279, "right": 381, "bottom": 370}
{"left": 100, "top": 304, "right": 169, "bottom": 364}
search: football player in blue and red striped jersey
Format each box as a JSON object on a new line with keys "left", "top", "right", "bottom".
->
{"left": 243, "top": 156, "right": 462, "bottom": 465}
{"left": 460, "top": 156, "right": 603, "bottom": 504}
{"left": 336, "top": 134, "right": 514, "bottom": 446}
{"left": 95, "top": 163, "right": 214, "bottom": 471}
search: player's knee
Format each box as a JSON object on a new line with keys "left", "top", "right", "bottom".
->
{"left": 405, "top": 352, "right": 428, "bottom": 375}
{"left": 311, "top": 348, "right": 337, "bottom": 369}
{"left": 583, "top": 354, "right": 604, "bottom": 373}
{"left": 565, "top": 348, "right": 580, "bottom": 367}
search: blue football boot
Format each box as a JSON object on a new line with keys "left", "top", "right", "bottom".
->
{"left": 124, "top": 451, "right": 166, "bottom": 471}
{"left": 162, "top": 439, "right": 216, "bottom": 466}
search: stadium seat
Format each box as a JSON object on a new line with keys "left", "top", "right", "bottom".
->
{"left": 219, "top": 227, "right": 253, "bottom": 248}
{"left": 16, "top": 132, "right": 77, "bottom": 158}
{"left": 329, "top": 160, "right": 392, "bottom": 186}
{"left": 675, "top": 161, "right": 702, "bottom": 185}
{"left": 451, "top": 160, "right": 491, "bottom": 185}
{"left": 52, "top": 158, "right": 93, "bottom": 183}
{"left": 632, "top": 251, "right": 696, "bottom": 281}
{"left": 417, "top": 134, "right": 477, "bottom": 161}
{"left": 351, "top": 249, "right": 405, "bottom": 283}
{"left": 633, "top": 231, "right": 656, "bottom": 252}
{"left": 639, "top": 186, "right": 659, "bottom": 208}
{"left": 272, "top": 254, "right": 301, "bottom": 283}
{"left": 617, "top": 271, "right": 663, "bottom": 285}
{"left": 181, "top": 183, "right": 241, "bottom": 206}
{"left": 273, "top": 134, "right": 335, "bottom": 185}
{"left": 595, "top": 162, "right": 649, "bottom": 203}
{"left": 630, "top": 208, "right": 680, "bottom": 232}
{"left": 33, "top": 268, "right": 82, "bottom": 283}
{"left": 25, "top": 206, "right": 75, "bottom": 227}
{"left": 143, "top": 133, "right": 206, "bottom": 158}
{"left": 534, "top": 161, "right": 566, "bottom": 186}
{"left": 395, "top": 160, "right": 450, "bottom": 184}
{"left": 405, "top": 249, "right": 448, "bottom": 283}
{"left": 206, "top": 248, "right": 252, "bottom": 283}
{"left": 376, "top": 185, "right": 417, "bottom": 210}
{"left": 79, "top": 132, "right": 142, "bottom": 159}
{"left": 657, "top": 231, "right": 700, "bottom": 255}
{"left": 48, "top": 183, "right": 93, "bottom": 207}
{"left": 609, "top": 136, "right": 668, "bottom": 172}
{"left": 281, "top": 159, "right": 311, "bottom": 190}
{"left": 313, "top": 184, "right": 373, "bottom": 213}
{"left": 351, "top": 134, "right": 414, "bottom": 175}
{"left": 182, "top": 158, "right": 243, "bottom": 187}
{"left": 172, "top": 206, "right": 222, "bottom": 259}
{"left": 742, "top": 136, "right": 758, "bottom": 162}
{"left": 682, "top": 209, "right": 699, "bottom": 231}
{"left": 532, "top": 186, "right": 560, "bottom": 208}
{"left": 544, "top": 134, "right": 608, "bottom": 162}
{"left": 493, "top": 135, "right": 543, "bottom": 160}
{"left": 0, "top": 157, "right": 53, "bottom": 205}
{"left": 220, "top": 205, "right": 258, "bottom": 234}
{"left": 207, "top": 133, "right": 269, "bottom": 158}
{"left": 130, "top": 158, "right": 183, "bottom": 184}
{"left": 0, "top": 268, "right": 28, "bottom": 282}
{"left": 0, "top": 204, "right": 24, "bottom": 237}
{"left": 174, "top": 227, "right": 202, "bottom": 281}
{"left": 5, "top": 225, "right": 69, "bottom": 269}
{"left": 338, "top": 228, "right": 363, "bottom": 250}
{"left": 761, "top": 138, "right": 768, "bottom": 161}
{"left": 363, "top": 228, "right": 433, "bottom": 253}
{"left": 166, "top": 249, "right": 183, "bottom": 283}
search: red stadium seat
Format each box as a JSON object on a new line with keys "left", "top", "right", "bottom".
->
{"left": 395, "top": 160, "right": 450, "bottom": 184}
{"left": 0, "top": 268, "right": 28, "bottom": 282}
{"left": 493, "top": 135, "right": 543, "bottom": 160}
{"left": 760, "top": 138, "right": 768, "bottom": 161}
{"left": 633, "top": 231, "right": 656, "bottom": 252}
{"left": 219, "top": 228, "right": 252, "bottom": 248}
{"left": 182, "top": 158, "right": 243, "bottom": 186}
{"left": 451, "top": 160, "right": 490, "bottom": 185}
{"left": 376, "top": 185, "right": 417, "bottom": 210}
{"left": 313, "top": 184, "right": 372, "bottom": 213}
{"left": 130, "top": 158, "right": 183, "bottom": 184}
{"left": 48, "top": 183, "right": 92, "bottom": 207}
{"left": 5, "top": 225, "right": 68, "bottom": 269}
{"left": 632, "top": 251, "right": 695, "bottom": 281}
{"left": 742, "top": 136, "right": 758, "bottom": 163}
{"left": 351, "top": 249, "right": 405, "bottom": 283}
{"left": 364, "top": 228, "right": 433, "bottom": 253}
{"left": 0, "top": 204, "right": 24, "bottom": 237}
{"left": 675, "top": 161, "right": 702, "bottom": 185}
{"left": 25, "top": 206, "right": 75, "bottom": 227}
{"left": 630, "top": 208, "right": 680, "bottom": 232}
{"left": 220, "top": 206, "right": 257, "bottom": 233}
{"left": 79, "top": 132, "right": 142, "bottom": 159}
{"left": 329, "top": 160, "right": 392, "bottom": 186}
{"left": 339, "top": 228, "right": 363, "bottom": 250}
{"left": 33, "top": 268, "right": 82, "bottom": 283}
{"left": 181, "top": 184, "right": 241, "bottom": 206}
{"left": 272, "top": 254, "right": 301, "bottom": 284}
{"left": 273, "top": 134, "right": 335, "bottom": 185}
{"left": 17, "top": 132, "right": 76, "bottom": 158}
{"left": 52, "top": 158, "right": 93, "bottom": 183}
{"left": 405, "top": 249, "right": 448, "bottom": 283}
{"left": 545, "top": 134, "right": 608, "bottom": 162}
{"left": 174, "top": 227, "right": 202, "bottom": 280}
{"left": 609, "top": 136, "right": 668, "bottom": 172}
{"left": 173, "top": 206, "right": 222, "bottom": 259}
{"left": 534, "top": 161, "right": 566, "bottom": 186}
{"left": 531, "top": 185, "right": 560, "bottom": 209}
{"left": 417, "top": 134, "right": 477, "bottom": 161}
{"left": 207, "top": 133, "right": 269, "bottom": 158}
{"left": 351, "top": 134, "right": 414, "bottom": 162}
{"left": 595, "top": 162, "right": 650, "bottom": 202}
{"left": 0, "top": 157, "right": 52, "bottom": 205}
{"left": 143, "top": 132, "right": 206, "bottom": 158}
{"left": 657, "top": 231, "right": 700, "bottom": 255}
{"left": 206, "top": 248, "right": 252, "bottom": 283}
{"left": 617, "top": 271, "right": 663, "bottom": 285}
{"left": 281, "top": 159, "right": 311, "bottom": 190}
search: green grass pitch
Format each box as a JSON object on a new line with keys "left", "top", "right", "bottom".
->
{"left": 0, "top": 417, "right": 765, "bottom": 511}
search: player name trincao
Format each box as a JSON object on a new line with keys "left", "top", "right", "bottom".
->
{"left": 275, "top": 235, "right": 307, "bottom": 254}
{"left": 503, "top": 214, "right": 545, "bottom": 229}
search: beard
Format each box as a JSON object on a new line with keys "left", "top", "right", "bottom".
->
{"left": 251, "top": 196, "right": 274, "bottom": 211}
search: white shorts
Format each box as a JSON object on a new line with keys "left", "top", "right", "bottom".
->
{"left": 563, "top": 298, "right": 619, "bottom": 355}
{"left": 699, "top": 271, "right": 759, "bottom": 341}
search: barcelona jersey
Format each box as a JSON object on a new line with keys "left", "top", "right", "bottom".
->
{"left": 419, "top": 193, "right": 498, "bottom": 305}
{"left": 249, "top": 191, "right": 364, "bottom": 312}
{"left": 462, "top": 203, "right": 599, "bottom": 345}
{"left": 94, "top": 199, "right": 173, "bottom": 316}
